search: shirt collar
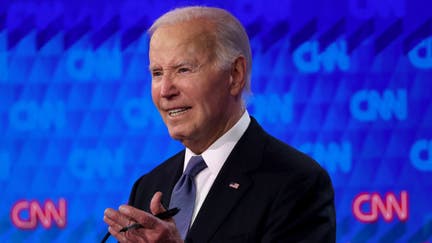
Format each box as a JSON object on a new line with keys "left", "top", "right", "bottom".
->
{"left": 184, "top": 110, "right": 251, "bottom": 174}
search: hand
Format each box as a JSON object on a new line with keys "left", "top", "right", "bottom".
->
{"left": 103, "top": 192, "right": 183, "bottom": 243}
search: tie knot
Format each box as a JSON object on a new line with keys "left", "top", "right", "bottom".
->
{"left": 184, "top": 155, "right": 207, "bottom": 177}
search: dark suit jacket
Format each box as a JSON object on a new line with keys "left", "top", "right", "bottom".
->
{"left": 128, "top": 117, "right": 336, "bottom": 242}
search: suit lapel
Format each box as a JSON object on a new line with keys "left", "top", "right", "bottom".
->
{"left": 187, "top": 118, "right": 266, "bottom": 242}
{"left": 160, "top": 152, "right": 185, "bottom": 208}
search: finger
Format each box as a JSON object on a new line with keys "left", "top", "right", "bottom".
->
{"left": 119, "top": 205, "right": 159, "bottom": 229}
{"left": 150, "top": 191, "right": 166, "bottom": 215}
{"left": 106, "top": 221, "right": 148, "bottom": 243}
{"left": 104, "top": 214, "right": 120, "bottom": 230}
{"left": 108, "top": 226, "right": 127, "bottom": 242}
{"left": 118, "top": 205, "right": 182, "bottom": 242}
{"left": 104, "top": 215, "right": 134, "bottom": 235}
{"left": 107, "top": 219, "right": 147, "bottom": 243}
{"left": 104, "top": 208, "right": 133, "bottom": 227}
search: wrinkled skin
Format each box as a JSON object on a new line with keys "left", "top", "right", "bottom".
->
{"left": 103, "top": 192, "right": 183, "bottom": 243}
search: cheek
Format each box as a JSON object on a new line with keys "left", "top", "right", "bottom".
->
{"left": 198, "top": 90, "right": 226, "bottom": 115}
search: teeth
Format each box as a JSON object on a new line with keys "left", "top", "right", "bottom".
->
{"left": 168, "top": 108, "right": 189, "bottom": 117}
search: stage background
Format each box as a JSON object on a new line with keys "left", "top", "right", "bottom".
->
{"left": 1, "top": 0, "right": 431, "bottom": 242}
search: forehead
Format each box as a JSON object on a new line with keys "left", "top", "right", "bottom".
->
{"left": 151, "top": 19, "right": 214, "bottom": 42}
{"left": 149, "top": 20, "right": 216, "bottom": 64}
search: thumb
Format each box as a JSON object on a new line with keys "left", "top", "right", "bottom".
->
{"left": 150, "top": 191, "right": 166, "bottom": 215}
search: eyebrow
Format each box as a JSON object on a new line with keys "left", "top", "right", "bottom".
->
{"left": 149, "top": 61, "right": 199, "bottom": 72}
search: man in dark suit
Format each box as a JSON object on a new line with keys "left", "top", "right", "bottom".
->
{"left": 103, "top": 6, "right": 336, "bottom": 243}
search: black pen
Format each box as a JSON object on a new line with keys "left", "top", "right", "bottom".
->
{"left": 154, "top": 207, "right": 180, "bottom": 220}
{"left": 101, "top": 207, "right": 180, "bottom": 243}
{"left": 119, "top": 207, "right": 180, "bottom": 232}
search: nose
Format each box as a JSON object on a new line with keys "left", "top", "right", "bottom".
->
{"left": 160, "top": 75, "right": 179, "bottom": 99}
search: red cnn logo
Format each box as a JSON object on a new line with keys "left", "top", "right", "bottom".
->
{"left": 352, "top": 191, "right": 409, "bottom": 223}
{"left": 10, "top": 198, "right": 67, "bottom": 229}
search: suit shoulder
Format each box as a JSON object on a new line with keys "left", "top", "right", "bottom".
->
{"left": 245, "top": 118, "right": 326, "bottom": 176}
{"left": 135, "top": 150, "right": 184, "bottom": 184}
{"left": 261, "top": 133, "right": 326, "bottom": 176}
{"left": 256, "top": 132, "right": 334, "bottom": 202}
{"left": 128, "top": 150, "right": 184, "bottom": 207}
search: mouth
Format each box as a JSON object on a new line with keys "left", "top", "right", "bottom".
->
{"left": 167, "top": 107, "right": 191, "bottom": 117}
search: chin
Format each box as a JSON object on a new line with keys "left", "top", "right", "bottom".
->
{"left": 166, "top": 123, "right": 197, "bottom": 142}
{"left": 167, "top": 129, "right": 186, "bottom": 141}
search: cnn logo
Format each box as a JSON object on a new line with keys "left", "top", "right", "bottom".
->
{"left": 10, "top": 198, "right": 67, "bottom": 229}
{"left": 352, "top": 191, "right": 408, "bottom": 223}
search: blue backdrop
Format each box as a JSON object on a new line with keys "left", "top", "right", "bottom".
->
{"left": 1, "top": 0, "right": 431, "bottom": 242}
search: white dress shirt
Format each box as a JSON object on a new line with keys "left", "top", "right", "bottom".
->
{"left": 183, "top": 110, "right": 251, "bottom": 225}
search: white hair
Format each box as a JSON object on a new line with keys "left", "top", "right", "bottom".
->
{"left": 148, "top": 6, "right": 252, "bottom": 95}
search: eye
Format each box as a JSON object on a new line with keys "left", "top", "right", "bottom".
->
{"left": 152, "top": 70, "right": 163, "bottom": 77}
{"left": 178, "top": 67, "right": 191, "bottom": 73}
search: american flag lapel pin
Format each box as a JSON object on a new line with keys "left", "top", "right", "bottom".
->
{"left": 229, "top": 182, "right": 240, "bottom": 189}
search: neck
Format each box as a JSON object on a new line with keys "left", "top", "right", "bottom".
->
{"left": 184, "top": 107, "right": 245, "bottom": 154}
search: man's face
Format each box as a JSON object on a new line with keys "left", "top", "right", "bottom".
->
{"left": 149, "top": 21, "right": 240, "bottom": 153}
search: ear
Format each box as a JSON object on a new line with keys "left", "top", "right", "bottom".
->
{"left": 229, "top": 56, "right": 247, "bottom": 96}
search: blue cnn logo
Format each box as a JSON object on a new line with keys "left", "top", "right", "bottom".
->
{"left": 410, "top": 139, "right": 432, "bottom": 171}
{"left": 68, "top": 147, "right": 125, "bottom": 179}
{"left": 122, "top": 97, "right": 162, "bottom": 129}
{"left": 66, "top": 48, "right": 123, "bottom": 81}
{"left": 408, "top": 36, "right": 432, "bottom": 70}
{"left": 350, "top": 89, "right": 407, "bottom": 121}
{"left": 299, "top": 141, "right": 352, "bottom": 173}
{"left": 248, "top": 93, "right": 293, "bottom": 124}
{"left": 9, "top": 101, "right": 66, "bottom": 131}
{"left": 292, "top": 40, "right": 350, "bottom": 73}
